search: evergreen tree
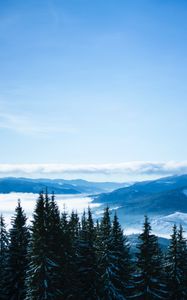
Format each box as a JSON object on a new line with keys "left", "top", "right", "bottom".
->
{"left": 0, "top": 214, "right": 9, "bottom": 299}
{"left": 166, "top": 224, "right": 187, "bottom": 300}
{"left": 134, "top": 216, "right": 167, "bottom": 300}
{"left": 65, "top": 210, "right": 80, "bottom": 299}
{"left": 177, "top": 225, "right": 187, "bottom": 299}
{"left": 3, "top": 193, "right": 187, "bottom": 300}
{"left": 76, "top": 208, "right": 99, "bottom": 299}
{"left": 110, "top": 213, "right": 132, "bottom": 299}
{"left": 166, "top": 224, "right": 179, "bottom": 300}
{"left": 97, "top": 206, "right": 112, "bottom": 299}
{"left": 6, "top": 200, "right": 29, "bottom": 300}
{"left": 47, "top": 192, "right": 64, "bottom": 299}
{"left": 60, "top": 208, "right": 72, "bottom": 299}
{"left": 26, "top": 192, "right": 62, "bottom": 300}
{"left": 98, "top": 207, "right": 130, "bottom": 299}
{"left": 69, "top": 210, "right": 80, "bottom": 238}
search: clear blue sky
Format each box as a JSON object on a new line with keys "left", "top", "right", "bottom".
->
{"left": 0, "top": 0, "right": 187, "bottom": 180}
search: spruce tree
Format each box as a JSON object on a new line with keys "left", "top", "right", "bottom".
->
{"left": 6, "top": 200, "right": 29, "bottom": 300}
{"left": 65, "top": 210, "right": 80, "bottom": 299}
{"left": 60, "top": 208, "right": 72, "bottom": 299}
{"left": 166, "top": 224, "right": 187, "bottom": 300}
{"left": 97, "top": 206, "right": 112, "bottom": 299}
{"left": 110, "top": 213, "right": 132, "bottom": 299}
{"left": 177, "top": 225, "right": 187, "bottom": 299}
{"left": 4, "top": 194, "right": 187, "bottom": 300}
{"left": 47, "top": 192, "right": 63, "bottom": 299}
{"left": 134, "top": 216, "right": 167, "bottom": 300}
{"left": 76, "top": 208, "right": 99, "bottom": 299}
{"left": 97, "top": 207, "right": 129, "bottom": 299}
{"left": 26, "top": 192, "right": 62, "bottom": 300}
{"left": 0, "top": 214, "right": 9, "bottom": 299}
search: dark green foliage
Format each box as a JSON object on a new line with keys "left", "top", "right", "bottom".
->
{"left": 1, "top": 194, "right": 186, "bottom": 300}
{"left": 178, "top": 225, "right": 187, "bottom": 299}
{"left": 76, "top": 208, "right": 99, "bottom": 300}
{"left": 65, "top": 210, "right": 80, "bottom": 299}
{"left": 60, "top": 209, "right": 71, "bottom": 298}
{"left": 134, "top": 216, "right": 167, "bottom": 300}
{"left": 177, "top": 225, "right": 187, "bottom": 299}
{"left": 0, "top": 215, "right": 9, "bottom": 299}
{"left": 97, "top": 208, "right": 132, "bottom": 300}
{"left": 26, "top": 192, "right": 62, "bottom": 300}
{"left": 96, "top": 207, "right": 112, "bottom": 299}
{"left": 47, "top": 192, "right": 64, "bottom": 299}
{"left": 110, "top": 213, "right": 132, "bottom": 299}
{"left": 26, "top": 193, "right": 49, "bottom": 299}
{"left": 6, "top": 200, "right": 29, "bottom": 300}
{"left": 166, "top": 224, "right": 187, "bottom": 300}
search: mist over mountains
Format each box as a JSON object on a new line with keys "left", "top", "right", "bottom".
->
{"left": 92, "top": 174, "right": 187, "bottom": 236}
{"left": 0, "top": 174, "right": 187, "bottom": 237}
{"left": 1, "top": 174, "right": 187, "bottom": 218}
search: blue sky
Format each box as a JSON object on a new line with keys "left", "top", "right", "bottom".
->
{"left": 0, "top": 0, "right": 187, "bottom": 180}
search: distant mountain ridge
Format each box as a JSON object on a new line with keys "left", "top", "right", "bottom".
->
{"left": 128, "top": 234, "right": 170, "bottom": 254}
{"left": 0, "top": 177, "right": 128, "bottom": 195}
{"left": 94, "top": 174, "right": 187, "bottom": 215}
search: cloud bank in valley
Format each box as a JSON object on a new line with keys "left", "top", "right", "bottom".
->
{"left": 0, "top": 161, "right": 187, "bottom": 179}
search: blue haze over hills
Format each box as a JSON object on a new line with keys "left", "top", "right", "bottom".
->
{"left": 0, "top": 177, "right": 128, "bottom": 195}
{"left": 1, "top": 174, "right": 187, "bottom": 218}
{"left": 0, "top": 174, "right": 187, "bottom": 238}
{"left": 94, "top": 174, "right": 187, "bottom": 215}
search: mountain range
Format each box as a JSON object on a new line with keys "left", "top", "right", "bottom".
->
{"left": 0, "top": 177, "right": 128, "bottom": 195}
{"left": 93, "top": 174, "right": 187, "bottom": 215}
{"left": 0, "top": 175, "right": 187, "bottom": 237}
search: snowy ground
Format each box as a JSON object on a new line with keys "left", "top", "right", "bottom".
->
{"left": 151, "top": 212, "right": 187, "bottom": 238}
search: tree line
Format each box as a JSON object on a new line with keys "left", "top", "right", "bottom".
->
{"left": 0, "top": 192, "right": 187, "bottom": 300}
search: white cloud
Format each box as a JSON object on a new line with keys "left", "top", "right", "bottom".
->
{"left": 0, "top": 161, "right": 187, "bottom": 178}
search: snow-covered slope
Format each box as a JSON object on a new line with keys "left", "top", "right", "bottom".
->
{"left": 151, "top": 212, "right": 187, "bottom": 237}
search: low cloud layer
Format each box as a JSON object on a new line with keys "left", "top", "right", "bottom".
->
{"left": 0, "top": 161, "right": 187, "bottom": 178}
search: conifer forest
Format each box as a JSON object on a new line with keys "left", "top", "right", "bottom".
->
{"left": 0, "top": 192, "right": 187, "bottom": 300}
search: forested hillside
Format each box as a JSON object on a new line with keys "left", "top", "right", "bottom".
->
{"left": 94, "top": 174, "right": 187, "bottom": 216}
